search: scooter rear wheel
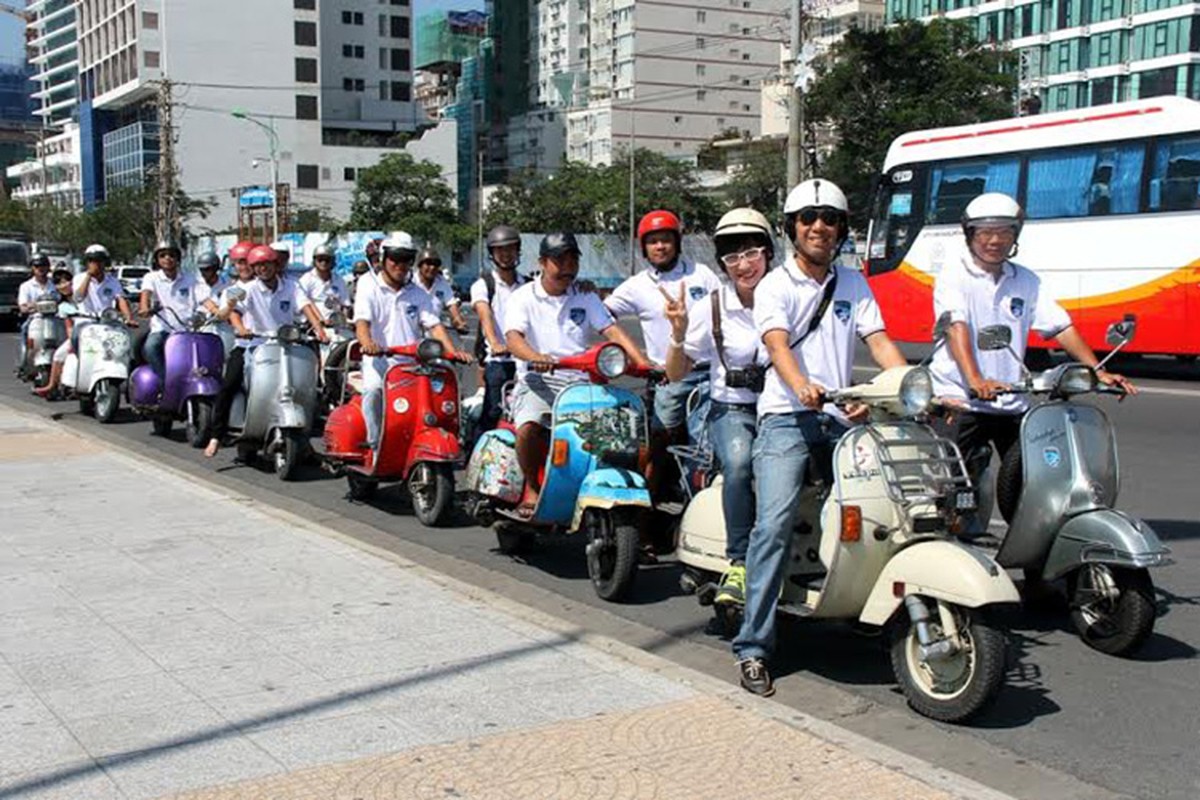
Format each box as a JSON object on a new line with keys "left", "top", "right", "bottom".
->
{"left": 1068, "top": 565, "right": 1155, "bottom": 656}
{"left": 890, "top": 602, "right": 1006, "bottom": 723}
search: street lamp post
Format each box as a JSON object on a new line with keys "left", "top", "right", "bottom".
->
{"left": 232, "top": 110, "right": 280, "bottom": 239}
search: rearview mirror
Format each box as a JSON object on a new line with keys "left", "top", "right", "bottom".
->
{"left": 1105, "top": 316, "right": 1136, "bottom": 347}
{"left": 227, "top": 287, "right": 247, "bottom": 302}
{"left": 931, "top": 311, "right": 952, "bottom": 343}
{"left": 976, "top": 325, "right": 1012, "bottom": 352}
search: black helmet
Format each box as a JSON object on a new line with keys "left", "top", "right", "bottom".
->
{"left": 29, "top": 253, "right": 51, "bottom": 268}
{"left": 196, "top": 252, "right": 221, "bottom": 271}
{"left": 539, "top": 232, "right": 581, "bottom": 260}
{"left": 416, "top": 244, "right": 442, "bottom": 266}
{"left": 153, "top": 240, "right": 182, "bottom": 261}
{"left": 486, "top": 224, "right": 520, "bottom": 250}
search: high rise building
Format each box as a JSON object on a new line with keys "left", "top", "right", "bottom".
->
{"left": 501, "top": 0, "right": 789, "bottom": 169}
{"left": 886, "top": 0, "right": 1200, "bottom": 114}
{"left": 25, "top": 0, "right": 77, "bottom": 129}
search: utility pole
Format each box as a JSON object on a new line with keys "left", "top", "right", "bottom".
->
{"left": 156, "top": 78, "right": 178, "bottom": 243}
{"left": 477, "top": 148, "right": 484, "bottom": 274}
{"left": 627, "top": 107, "right": 636, "bottom": 274}
{"left": 786, "top": 0, "right": 806, "bottom": 189}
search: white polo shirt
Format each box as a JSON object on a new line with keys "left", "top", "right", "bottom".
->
{"left": 233, "top": 276, "right": 313, "bottom": 346}
{"left": 469, "top": 269, "right": 528, "bottom": 362}
{"left": 682, "top": 282, "right": 764, "bottom": 405}
{"left": 604, "top": 258, "right": 721, "bottom": 365}
{"left": 298, "top": 269, "right": 350, "bottom": 321}
{"left": 414, "top": 273, "right": 460, "bottom": 316}
{"left": 353, "top": 275, "right": 440, "bottom": 348}
{"left": 930, "top": 252, "right": 1072, "bottom": 414}
{"left": 18, "top": 276, "right": 55, "bottom": 309}
{"left": 72, "top": 272, "right": 124, "bottom": 317}
{"left": 504, "top": 279, "right": 615, "bottom": 378}
{"left": 755, "top": 262, "right": 886, "bottom": 418}
{"left": 204, "top": 276, "right": 229, "bottom": 302}
{"left": 140, "top": 270, "right": 212, "bottom": 333}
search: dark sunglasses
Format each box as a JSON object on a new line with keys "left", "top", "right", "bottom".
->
{"left": 797, "top": 207, "right": 846, "bottom": 227}
{"left": 314, "top": 255, "right": 333, "bottom": 262}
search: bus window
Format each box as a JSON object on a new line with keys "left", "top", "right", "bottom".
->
{"left": 866, "top": 171, "right": 920, "bottom": 274}
{"left": 1027, "top": 143, "right": 1145, "bottom": 218}
{"left": 1149, "top": 135, "right": 1200, "bottom": 212}
{"left": 926, "top": 158, "right": 1020, "bottom": 224}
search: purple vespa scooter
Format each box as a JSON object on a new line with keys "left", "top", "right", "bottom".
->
{"left": 129, "top": 308, "right": 225, "bottom": 447}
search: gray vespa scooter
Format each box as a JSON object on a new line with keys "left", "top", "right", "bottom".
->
{"left": 227, "top": 323, "right": 320, "bottom": 481}
{"left": 973, "top": 318, "right": 1171, "bottom": 655}
{"left": 23, "top": 298, "right": 67, "bottom": 387}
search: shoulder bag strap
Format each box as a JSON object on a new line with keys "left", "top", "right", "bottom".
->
{"left": 787, "top": 267, "right": 839, "bottom": 350}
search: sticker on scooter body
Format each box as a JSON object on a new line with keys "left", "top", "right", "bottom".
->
{"left": 393, "top": 397, "right": 409, "bottom": 414}
{"left": 1043, "top": 446, "right": 1062, "bottom": 468}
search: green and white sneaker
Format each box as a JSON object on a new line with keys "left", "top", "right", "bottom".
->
{"left": 714, "top": 563, "right": 746, "bottom": 606}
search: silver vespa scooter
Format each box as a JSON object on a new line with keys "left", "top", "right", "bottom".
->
{"left": 23, "top": 298, "right": 67, "bottom": 388}
{"left": 971, "top": 318, "right": 1171, "bottom": 656}
{"left": 227, "top": 323, "right": 320, "bottom": 481}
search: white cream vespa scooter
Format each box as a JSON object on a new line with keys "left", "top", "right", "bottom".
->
{"left": 675, "top": 362, "right": 1019, "bottom": 723}
{"left": 61, "top": 308, "right": 134, "bottom": 423}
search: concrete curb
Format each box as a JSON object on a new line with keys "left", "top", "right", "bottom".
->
{"left": 2, "top": 396, "right": 1025, "bottom": 800}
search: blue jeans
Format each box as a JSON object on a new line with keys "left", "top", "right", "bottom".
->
{"left": 481, "top": 359, "right": 516, "bottom": 433}
{"left": 654, "top": 368, "right": 708, "bottom": 432}
{"left": 708, "top": 401, "right": 757, "bottom": 563}
{"left": 143, "top": 331, "right": 169, "bottom": 379}
{"left": 733, "top": 411, "right": 847, "bottom": 662}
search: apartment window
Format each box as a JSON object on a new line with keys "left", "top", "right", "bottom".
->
{"left": 342, "top": 10, "right": 364, "bottom": 24}
{"left": 141, "top": 11, "right": 158, "bottom": 29}
{"left": 696, "top": 9, "right": 707, "bottom": 22}
{"left": 143, "top": 50, "right": 159, "bottom": 68}
{"left": 697, "top": 89, "right": 707, "bottom": 100}
{"left": 696, "top": 36, "right": 706, "bottom": 49}
{"left": 392, "top": 0, "right": 410, "bottom": 5}
{"left": 294, "top": 0, "right": 315, "bottom": 8}
{"left": 390, "top": 15, "right": 410, "bottom": 38}
{"left": 379, "top": 14, "right": 388, "bottom": 35}
{"left": 696, "top": 64, "right": 706, "bottom": 76}
{"left": 295, "top": 94, "right": 318, "bottom": 119}
{"left": 344, "top": 167, "right": 356, "bottom": 181}
{"left": 673, "top": 115, "right": 683, "bottom": 123}
{"left": 390, "top": 81, "right": 411, "bottom": 101}
{"left": 297, "top": 164, "right": 319, "bottom": 190}
{"left": 295, "top": 57, "right": 317, "bottom": 82}
{"left": 391, "top": 48, "right": 410, "bottom": 71}
{"left": 343, "top": 44, "right": 365, "bottom": 58}
{"left": 1152, "top": 22, "right": 1169, "bottom": 57}
{"left": 294, "top": 21, "right": 317, "bottom": 46}
{"left": 742, "top": 53, "right": 751, "bottom": 60}
{"left": 379, "top": 80, "right": 388, "bottom": 100}
{"left": 343, "top": 78, "right": 365, "bottom": 92}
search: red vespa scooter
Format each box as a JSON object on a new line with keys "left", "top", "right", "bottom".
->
{"left": 323, "top": 339, "right": 467, "bottom": 526}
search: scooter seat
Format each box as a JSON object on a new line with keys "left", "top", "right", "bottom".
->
{"left": 345, "top": 370, "right": 364, "bottom": 395}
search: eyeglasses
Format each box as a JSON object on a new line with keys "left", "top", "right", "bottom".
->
{"left": 797, "top": 207, "right": 846, "bottom": 227}
{"left": 314, "top": 256, "right": 333, "bottom": 263}
{"left": 720, "top": 246, "right": 768, "bottom": 267}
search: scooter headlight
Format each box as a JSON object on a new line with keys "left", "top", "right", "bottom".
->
{"left": 1055, "top": 365, "right": 1096, "bottom": 395}
{"left": 596, "top": 344, "right": 628, "bottom": 379}
{"left": 899, "top": 367, "right": 934, "bottom": 416}
{"left": 417, "top": 338, "right": 445, "bottom": 362}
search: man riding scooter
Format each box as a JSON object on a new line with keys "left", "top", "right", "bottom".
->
{"left": 204, "top": 244, "right": 328, "bottom": 458}
{"left": 413, "top": 245, "right": 469, "bottom": 334}
{"left": 471, "top": 224, "right": 529, "bottom": 435}
{"left": 929, "top": 192, "right": 1136, "bottom": 532}
{"left": 299, "top": 244, "right": 349, "bottom": 318}
{"left": 504, "top": 232, "right": 651, "bottom": 518}
{"left": 196, "top": 252, "right": 227, "bottom": 301}
{"left": 139, "top": 241, "right": 212, "bottom": 383}
{"left": 605, "top": 210, "right": 721, "bottom": 503}
{"left": 733, "top": 179, "right": 909, "bottom": 697}
{"left": 35, "top": 244, "right": 136, "bottom": 398}
{"left": 16, "top": 253, "right": 55, "bottom": 380}
{"left": 354, "top": 232, "right": 471, "bottom": 452}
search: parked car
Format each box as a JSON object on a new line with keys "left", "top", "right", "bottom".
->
{"left": 0, "top": 239, "right": 31, "bottom": 330}
{"left": 113, "top": 265, "right": 151, "bottom": 300}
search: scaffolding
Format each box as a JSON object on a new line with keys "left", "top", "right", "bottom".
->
{"left": 415, "top": 10, "right": 489, "bottom": 72}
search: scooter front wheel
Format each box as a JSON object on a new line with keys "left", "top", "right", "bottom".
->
{"left": 1068, "top": 565, "right": 1156, "bottom": 656}
{"left": 274, "top": 432, "right": 305, "bottom": 481}
{"left": 186, "top": 398, "right": 215, "bottom": 448}
{"left": 409, "top": 462, "right": 454, "bottom": 527}
{"left": 94, "top": 379, "right": 120, "bottom": 424}
{"left": 890, "top": 602, "right": 1006, "bottom": 723}
{"left": 583, "top": 508, "right": 639, "bottom": 602}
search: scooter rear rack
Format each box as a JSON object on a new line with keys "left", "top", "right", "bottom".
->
{"left": 862, "top": 424, "right": 974, "bottom": 508}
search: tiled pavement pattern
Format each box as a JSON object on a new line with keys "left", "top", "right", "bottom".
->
{"left": 0, "top": 405, "right": 979, "bottom": 800}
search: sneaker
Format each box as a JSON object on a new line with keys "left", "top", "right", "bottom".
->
{"left": 714, "top": 563, "right": 746, "bottom": 605}
{"left": 738, "top": 657, "right": 775, "bottom": 697}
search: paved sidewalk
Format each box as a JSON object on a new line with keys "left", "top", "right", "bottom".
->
{"left": 0, "top": 404, "right": 1006, "bottom": 800}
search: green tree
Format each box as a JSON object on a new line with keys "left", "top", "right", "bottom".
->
{"left": 806, "top": 19, "right": 1016, "bottom": 228}
{"left": 722, "top": 140, "right": 787, "bottom": 213}
{"left": 349, "top": 152, "right": 471, "bottom": 249}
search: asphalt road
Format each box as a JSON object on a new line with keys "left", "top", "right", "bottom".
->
{"left": 2, "top": 331, "right": 1197, "bottom": 800}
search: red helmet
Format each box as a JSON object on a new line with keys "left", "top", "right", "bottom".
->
{"left": 247, "top": 245, "right": 277, "bottom": 267}
{"left": 229, "top": 241, "right": 254, "bottom": 262}
{"left": 637, "top": 210, "right": 682, "bottom": 241}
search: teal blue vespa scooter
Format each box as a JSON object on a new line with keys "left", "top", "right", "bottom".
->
{"left": 465, "top": 343, "right": 655, "bottom": 601}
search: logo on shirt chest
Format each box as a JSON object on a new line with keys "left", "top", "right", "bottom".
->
{"left": 405, "top": 304, "right": 419, "bottom": 319}
{"left": 102, "top": 287, "right": 113, "bottom": 297}
{"left": 568, "top": 307, "right": 587, "bottom": 326}
{"left": 833, "top": 300, "right": 851, "bottom": 323}
{"left": 1009, "top": 297, "right": 1025, "bottom": 318}
{"left": 279, "top": 300, "right": 292, "bottom": 312}
{"left": 688, "top": 286, "right": 705, "bottom": 301}
{"left": 176, "top": 286, "right": 188, "bottom": 298}
{"left": 435, "top": 289, "right": 445, "bottom": 299}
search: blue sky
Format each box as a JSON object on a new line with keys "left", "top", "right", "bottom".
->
{"left": 0, "top": 0, "right": 484, "bottom": 65}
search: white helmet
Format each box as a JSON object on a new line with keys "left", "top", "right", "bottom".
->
{"left": 783, "top": 178, "right": 849, "bottom": 215}
{"left": 83, "top": 243, "right": 110, "bottom": 262}
{"left": 714, "top": 207, "right": 772, "bottom": 239}
{"left": 961, "top": 192, "right": 1024, "bottom": 238}
{"left": 382, "top": 231, "right": 416, "bottom": 254}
